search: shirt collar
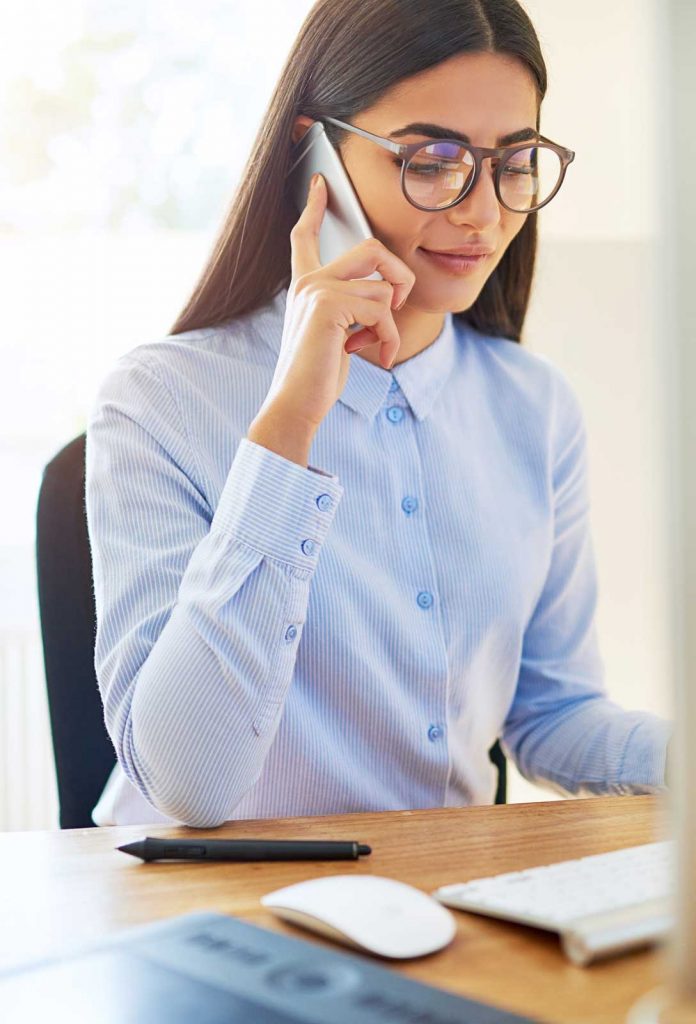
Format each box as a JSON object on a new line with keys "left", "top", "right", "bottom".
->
{"left": 339, "top": 309, "right": 459, "bottom": 422}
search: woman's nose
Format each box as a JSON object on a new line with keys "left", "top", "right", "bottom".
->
{"left": 446, "top": 159, "right": 501, "bottom": 231}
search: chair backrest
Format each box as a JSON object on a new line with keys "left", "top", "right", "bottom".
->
{"left": 35, "top": 432, "right": 506, "bottom": 828}
{"left": 490, "top": 738, "right": 507, "bottom": 805}
{"left": 36, "top": 433, "right": 116, "bottom": 828}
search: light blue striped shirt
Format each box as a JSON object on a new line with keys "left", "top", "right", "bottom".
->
{"left": 85, "top": 286, "right": 671, "bottom": 827}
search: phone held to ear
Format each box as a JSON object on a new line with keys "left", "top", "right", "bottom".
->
{"left": 285, "top": 121, "right": 383, "bottom": 335}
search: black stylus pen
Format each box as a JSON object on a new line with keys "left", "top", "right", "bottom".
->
{"left": 117, "top": 837, "right": 372, "bottom": 862}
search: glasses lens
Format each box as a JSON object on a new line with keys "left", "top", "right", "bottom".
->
{"left": 404, "top": 142, "right": 475, "bottom": 210}
{"left": 403, "top": 142, "right": 564, "bottom": 211}
{"left": 498, "top": 145, "right": 563, "bottom": 211}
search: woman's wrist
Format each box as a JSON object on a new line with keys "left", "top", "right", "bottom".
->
{"left": 246, "top": 399, "right": 317, "bottom": 469}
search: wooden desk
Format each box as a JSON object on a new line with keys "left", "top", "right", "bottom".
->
{"left": 0, "top": 796, "right": 671, "bottom": 1023}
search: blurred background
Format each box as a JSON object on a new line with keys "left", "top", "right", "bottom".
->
{"left": 0, "top": 0, "right": 672, "bottom": 829}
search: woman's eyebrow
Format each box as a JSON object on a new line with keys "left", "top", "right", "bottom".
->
{"left": 389, "top": 122, "right": 539, "bottom": 146}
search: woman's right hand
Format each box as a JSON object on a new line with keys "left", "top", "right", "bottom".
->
{"left": 258, "top": 172, "right": 415, "bottom": 435}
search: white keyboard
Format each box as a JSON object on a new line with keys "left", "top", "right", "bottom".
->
{"left": 433, "top": 840, "right": 674, "bottom": 966}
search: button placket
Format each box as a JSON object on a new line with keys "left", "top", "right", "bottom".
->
{"left": 380, "top": 387, "right": 447, "bottom": 776}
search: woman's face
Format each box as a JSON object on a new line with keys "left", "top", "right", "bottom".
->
{"left": 292, "top": 51, "right": 539, "bottom": 318}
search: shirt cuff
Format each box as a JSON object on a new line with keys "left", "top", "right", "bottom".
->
{"left": 617, "top": 715, "right": 672, "bottom": 792}
{"left": 210, "top": 437, "right": 344, "bottom": 570}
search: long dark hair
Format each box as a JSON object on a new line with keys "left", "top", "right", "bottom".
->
{"left": 169, "top": 0, "right": 547, "bottom": 344}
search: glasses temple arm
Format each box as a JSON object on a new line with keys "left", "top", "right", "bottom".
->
{"left": 323, "top": 115, "right": 406, "bottom": 156}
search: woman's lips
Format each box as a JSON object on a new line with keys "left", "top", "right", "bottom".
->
{"left": 419, "top": 247, "right": 490, "bottom": 274}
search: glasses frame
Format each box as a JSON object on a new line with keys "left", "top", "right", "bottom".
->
{"left": 321, "top": 115, "right": 575, "bottom": 214}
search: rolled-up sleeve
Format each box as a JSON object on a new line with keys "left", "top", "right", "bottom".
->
{"left": 86, "top": 354, "right": 343, "bottom": 827}
{"left": 501, "top": 368, "right": 672, "bottom": 796}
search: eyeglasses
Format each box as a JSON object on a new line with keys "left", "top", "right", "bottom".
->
{"left": 322, "top": 115, "right": 575, "bottom": 214}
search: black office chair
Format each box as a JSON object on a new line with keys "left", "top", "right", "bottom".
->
{"left": 36, "top": 432, "right": 507, "bottom": 827}
{"left": 490, "top": 736, "right": 506, "bottom": 806}
{"left": 36, "top": 433, "right": 116, "bottom": 828}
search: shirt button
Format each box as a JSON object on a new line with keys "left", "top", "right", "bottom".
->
{"left": 417, "top": 590, "right": 433, "bottom": 609}
{"left": 316, "top": 493, "right": 333, "bottom": 512}
{"left": 428, "top": 724, "right": 444, "bottom": 742}
{"left": 401, "top": 496, "right": 418, "bottom": 515}
{"left": 284, "top": 625, "right": 298, "bottom": 642}
{"left": 301, "top": 538, "right": 316, "bottom": 556}
{"left": 386, "top": 406, "right": 404, "bottom": 423}
{"left": 389, "top": 377, "right": 400, "bottom": 392}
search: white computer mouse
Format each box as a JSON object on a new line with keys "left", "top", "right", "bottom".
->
{"left": 260, "top": 874, "right": 457, "bottom": 959}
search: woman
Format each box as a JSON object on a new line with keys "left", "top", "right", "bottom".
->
{"left": 86, "top": 0, "right": 672, "bottom": 827}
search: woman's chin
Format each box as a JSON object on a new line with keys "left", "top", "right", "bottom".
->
{"left": 404, "top": 276, "right": 484, "bottom": 310}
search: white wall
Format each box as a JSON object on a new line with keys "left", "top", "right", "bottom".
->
{"left": 522, "top": 0, "right": 660, "bottom": 241}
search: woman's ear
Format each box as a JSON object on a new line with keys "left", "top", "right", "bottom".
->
{"left": 291, "top": 115, "right": 315, "bottom": 146}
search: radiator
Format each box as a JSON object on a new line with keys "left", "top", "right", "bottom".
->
{"left": 0, "top": 629, "right": 59, "bottom": 831}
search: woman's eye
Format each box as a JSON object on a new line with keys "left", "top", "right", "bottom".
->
{"left": 392, "top": 157, "right": 442, "bottom": 176}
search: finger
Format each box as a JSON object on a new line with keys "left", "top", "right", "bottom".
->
{"left": 345, "top": 331, "right": 395, "bottom": 369}
{"left": 338, "top": 298, "right": 400, "bottom": 368}
{"left": 344, "top": 331, "right": 375, "bottom": 353}
{"left": 329, "top": 236, "right": 415, "bottom": 311}
{"left": 334, "top": 276, "right": 396, "bottom": 306}
{"left": 289, "top": 173, "right": 327, "bottom": 281}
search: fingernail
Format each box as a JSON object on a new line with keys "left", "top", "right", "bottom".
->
{"left": 396, "top": 297, "right": 406, "bottom": 311}
{"left": 310, "top": 173, "right": 321, "bottom": 189}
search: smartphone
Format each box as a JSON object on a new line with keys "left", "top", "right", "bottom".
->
{"left": 285, "top": 121, "right": 383, "bottom": 334}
